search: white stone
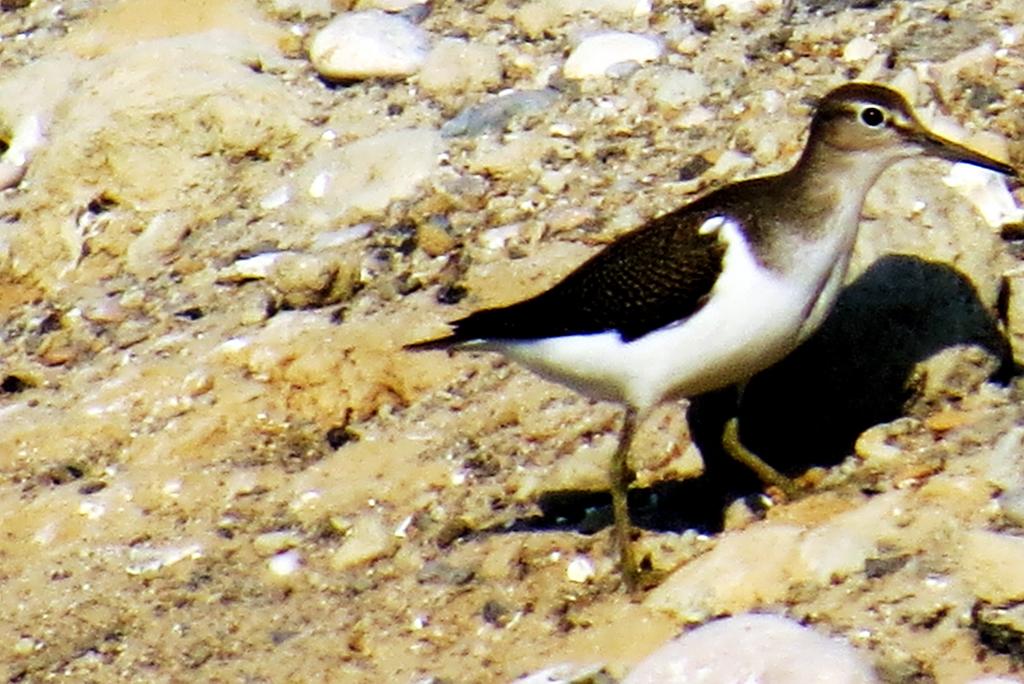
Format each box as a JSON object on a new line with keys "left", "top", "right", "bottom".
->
{"left": 706, "top": 149, "right": 753, "bottom": 181}
{"left": 312, "top": 223, "right": 374, "bottom": 249}
{"left": 761, "top": 89, "right": 785, "bottom": 114}
{"left": 842, "top": 36, "right": 878, "bottom": 62}
{"left": 943, "top": 163, "right": 1024, "bottom": 229}
{"left": 0, "top": 160, "right": 27, "bottom": 190}
{"left": 855, "top": 421, "right": 906, "bottom": 464}
{"left": 259, "top": 185, "right": 291, "bottom": 210}
{"left": 299, "top": 128, "right": 442, "bottom": 224}
{"left": 310, "top": 10, "right": 429, "bottom": 81}
{"left": 125, "top": 544, "right": 203, "bottom": 576}
{"left": 563, "top": 32, "right": 662, "bottom": 80}
{"left": 268, "top": 550, "right": 302, "bottom": 576}
{"left": 677, "top": 105, "right": 715, "bottom": 127}
{"left": 481, "top": 224, "right": 523, "bottom": 251}
{"left": 0, "top": 113, "right": 45, "bottom": 189}
{"left": 623, "top": 614, "right": 878, "bottom": 684}
{"left": 219, "top": 252, "right": 283, "bottom": 282}
{"left": 566, "top": 555, "right": 595, "bottom": 583}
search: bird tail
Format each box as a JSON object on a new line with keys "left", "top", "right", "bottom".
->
{"left": 402, "top": 334, "right": 458, "bottom": 352}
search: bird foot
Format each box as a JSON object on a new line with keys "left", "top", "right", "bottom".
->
{"left": 722, "top": 417, "right": 804, "bottom": 501}
{"left": 612, "top": 527, "right": 662, "bottom": 594}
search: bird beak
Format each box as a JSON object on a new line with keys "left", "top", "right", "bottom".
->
{"left": 911, "top": 126, "right": 1018, "bottom": 178}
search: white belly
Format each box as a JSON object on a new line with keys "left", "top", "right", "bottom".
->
{"left": 494, "top": 219, "right": 851, "bottom": 412}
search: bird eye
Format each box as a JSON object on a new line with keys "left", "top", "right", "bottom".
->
{"left": 860, "top": 106, "right": 885, "bottom": 127}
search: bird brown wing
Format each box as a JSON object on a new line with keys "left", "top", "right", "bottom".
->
{"left": 407, "top": 207, "right": 726, "bottom": 348}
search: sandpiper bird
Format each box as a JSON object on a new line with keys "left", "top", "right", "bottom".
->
{"left": 406, "top": 83, "right": 1017, "bottom": 590}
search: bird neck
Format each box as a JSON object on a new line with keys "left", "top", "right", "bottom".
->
{"left": 730, "top": 139, "right": 902, "bottom": 275}
{"left": 788, "top": 138, "right": 901, "bottom": 217}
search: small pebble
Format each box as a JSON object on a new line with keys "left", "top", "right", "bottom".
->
{"left": 441, "top": 89, "right": 559, "bottom": 138}
{"left": 416, "top": 219, "right": 456, "bottom": 256}
{"left": 125, "top": 212, "right": 192, "bottom": 279}
{"left": 0, "top": 113, "right": 44, "bottom": 190}
{"left": 268, "top": 550, "right": 302, "bottom": 576}
{"left": 181, "top": 369, "right": 214, "bottom": 397}
{"left": 650, "top": 69, "right": 708, "bottom": 109}
{"left": 254, "top": 530, "right": 301, "bottom": 555}
{"left": 983, "top": 428, "right": 1024, "bottom": 491}
{"left": 0, "top": 159, "right": 26, "bottom": 189}
{"left": 270, "top": 0, "right": 332, "bottom": 18}
{"left": 481, "top": 224, "right": 522, "bottom": 250}
{"left": 81, "top": 296, "right": 126, "bottom": 324}
{"left": 313, "top": 224, "right": 374, "bottom": 249}
{"left": 331, "top": 516, "right": 394, "bottom": 570}
{"left": 998, "top": 487, "right": 1024, "bottom": 528}
{"left": 843, "top": 36, "right": 878, "bottom": 62}
{"left": 417, "top": 559, "right": 475, "bottom": 585}
{"left": 310, "top": 10, "right": 429, "bottom": 81}
{"left": 566, "top": 555, "right": 595, "bottom": 583}
{"left": 563, "top": 32, "right": 662, "bottom": 80}
{"left": 218, "top": 252, "right": 281, "bottom": 282}
{"left": 481, "top": 599, "right": 512, "bottom": 627}
{"left": 267, "top": 251, "right": 355, "bottom": 309}
{"left": 705, "top": 149, "right": 754, "bottom": 181}
{"left": 419, "top": 38, "right": 502, "bottom": 95}
{"left": 259, "top": 185, "right": 290, "bottom": 211}
{"left": 125, "top": 544, "right": 203, "bottom": 576}
{"left": 855, "top": 419, "right": 914, "bottom": 465}
{"left": 704, "top": 0, "right": 781, "bottom": 17}
{"left": 546, "top": 206, "right": 594, "bottom": 232}
{"left": 12, "top": 637, "right": 37, "bottom": 656}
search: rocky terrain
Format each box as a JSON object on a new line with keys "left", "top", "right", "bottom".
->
{"left": 0, "top": 0, "right": 1023, "bottom": 681}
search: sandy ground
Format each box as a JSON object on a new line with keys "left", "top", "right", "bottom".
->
{"left": 1, "top": 0, "right": 1024, "bottom": 681}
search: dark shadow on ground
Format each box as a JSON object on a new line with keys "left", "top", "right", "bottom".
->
{"left": 495, "top": 254, "right": 1012, "bottom": 537}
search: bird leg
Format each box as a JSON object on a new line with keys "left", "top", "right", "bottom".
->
{"left": 610, "top": 407, "right": 640, "bottom": 591}
{"left": 722, "top": 417, "right": 801, "bottom": 500}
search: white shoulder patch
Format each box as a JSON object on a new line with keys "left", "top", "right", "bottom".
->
{"left": 698, "top": 215, "right": 730, "bottom": 235}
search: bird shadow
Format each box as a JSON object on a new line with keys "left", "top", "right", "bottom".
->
{"left": 488, "top": 254, "right": 1013, "bottom": 538}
